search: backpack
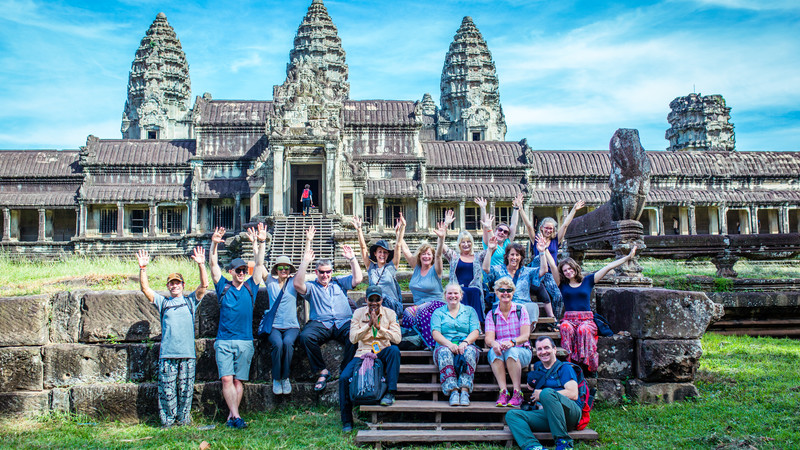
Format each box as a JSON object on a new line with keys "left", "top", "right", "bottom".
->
{"left": 220, "top": 280, "right": 255, "bottom": 305}
{"left": 490, "top": 304, "right": 522, "bottom": 327}
{"left": 349, "top": 358, "right": 387, "bottom": 405}
{"left": 566, "top": 362, "right": 596, "bottom": 430}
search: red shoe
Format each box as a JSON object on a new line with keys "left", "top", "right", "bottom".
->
{"left": 495, "top": 389, "right": 510, "bottom": 407}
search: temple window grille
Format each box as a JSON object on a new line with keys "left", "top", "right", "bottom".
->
{"left": 465, "top": 206, "right": 479, "bottom": 230}
{"left": 159, "top": 208, "right": 184, "bottom": 234}
{"left": 472, "top": 132, "right": 481, "bottom": 141}
{"left": 384, "top": 204, "right": 404, "bottom": 228}
{"left": 212, "top": 204, "right": 234, "bottom": 229}
{"left": 260, "top": 195, "right": 270, "bottom": 216}
{"left": 496, "top": 206, "right": 512, "bottom": 226}
{"left": 147, "top": 130, "right": 157, "bottom": 139}
{"left": 364, "top": 205, "right": 374, "bottom": 227}
{"left": 130, "top": 209, "right": 149, "bottom": 235}
{"left": 99, "top": 209, "right": 117, "bottom": 234}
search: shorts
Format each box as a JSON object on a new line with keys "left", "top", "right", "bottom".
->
{"left": 487, "top": 345, "right": 533, "bottom": 366}
{"left": 214, "top": 339, "right": 254, "bottom": 381}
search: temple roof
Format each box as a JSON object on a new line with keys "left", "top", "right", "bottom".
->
{"left": 424, "top": 141, "right": 527, "bottom": 168}
{"left": 195, "top": 100, "right": 273, "bottom": 126}
{"left": 0, "top": 151, "right": 81, "bottom": 178}
{"left": 196, "top": 179, "right": 250, "bottom": 198}
{"left": 365, "top": 179, "right": 419, "bottom": 198}
{"left": 0, "top": 183, "right": 79, "bottom": 207}
{"left": 287, "top": 0, "right": 348, "bottom": 91}
{"left": 343, "top": 101, "right": 417, "bottom": 126}
{"left": 84, "top": 184, "right": 188, "bottom": 203}
{"left": 83, "top": 140, "right": 195, "bottom": 166}
{"left": 425, "top": 182, "right": 525, "bottom": 199}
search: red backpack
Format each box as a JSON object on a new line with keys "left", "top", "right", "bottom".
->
{"left": 566, "top": 362, "right": 595, "bottom": 430}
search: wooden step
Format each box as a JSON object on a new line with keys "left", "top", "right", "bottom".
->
{"left": 355, "top": 428, "right": 599, "bottom": 445}
{"left": 400, "top": 364, "right": 494, "bottom": 374}
{"left": 366, "top": 422, "right": 504, "bottom": 430}
{"left": 396, "top": 383, "right": 531, "bottom": 393}
{"left": 360, "top": 400, "right": 518, "bottom": 413}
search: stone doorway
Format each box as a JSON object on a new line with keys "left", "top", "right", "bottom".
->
{"left": 291, "top": 164, "right": 322, "bottom": 215}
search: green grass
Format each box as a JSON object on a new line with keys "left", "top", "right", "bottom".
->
{"left": 1, "top": 333, "right": 798, "bottom": 449}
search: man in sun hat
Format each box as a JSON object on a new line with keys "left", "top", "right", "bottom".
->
{"left": 208, "top": 224, "right": 267, "bottom": 429}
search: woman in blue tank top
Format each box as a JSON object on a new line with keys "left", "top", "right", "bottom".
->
{"left": 352, "top": 214, "right": 403, "bottom": 317}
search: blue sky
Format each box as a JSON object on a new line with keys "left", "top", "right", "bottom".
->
{"left": 0, "top": 0, "right": 798, "bottom": 151}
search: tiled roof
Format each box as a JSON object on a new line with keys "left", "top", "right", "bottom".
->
{"left": 196, "top": 179, "right": 250, "bottom": 198}
{"left": 648, "top": 188, "right": 800, "bottom": 204}
{"left": 343, "top": 101, "right": 417, "bottom": 126}
{"left": 0, "top": 183, "right": 79, "bottom": 207}
{"left": 528, "top": 189, "right": 609, "bottom": 205}
{"left": 529, "top": 151, "right": 610, "bottom": 177}
{"left": 196, "top": 100, "right": 272, "bottom": 126}
{"left": 197, "top": 133, "right": 266, "bottom": 160}
{"left": 84, "top": 185, "right": 188, "bottom": 202}
{"left": 424, "top": 182, "right": 526, "bottom": 199}
{"left": 85, "top": 140, "right": 195, "bottom": 166}
{"left": 0, "top": 151, "right": 81, "bottom": 178}
{"left": 425, "top": 141, "right": 528, "bottom": 168}
{"left": 365, "top": 179, "right": 419, "bottom": 197}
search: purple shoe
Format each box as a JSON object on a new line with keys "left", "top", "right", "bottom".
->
{"left": 496, "top": 389, "right": 510, "bottom": 407}
{"left": 508, "top": 389, "right": 524, "bottom": 407}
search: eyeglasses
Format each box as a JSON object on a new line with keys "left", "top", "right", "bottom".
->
{"left": 234, "top": 267, "right": 247, "bottom": 275}
{"left": 276, "top": 265, "right": 291, "bottom": 271}
{"left": 317, "top": 269, "right": 332, "bottom": 275}
{"left": 496, "top": 228, "right": 510, "bottom": 235}
{"left": 367, "top": 297, "right": 382, "bottom": 303}
{"left": 496, "top": 288, "right": 514, "bottom": 293}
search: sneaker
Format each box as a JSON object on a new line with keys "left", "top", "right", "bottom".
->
{"left": 282, "top": 378, "right": 292, "bottom": 394}
{"left": 449, "top": 391, "right": 460, "bottom": 406}
{"left": 232, "top": 417, "right": 247, "bottom": 429}
{"left": 342, "top": 423, "right": 353, "bottom": 432}
{"left": 225, "top": 418, "right": 236, "bottom": 428}
{"left": 495, "top": 389, "right": 510, "bottom": 407}
{"left": 380, "top": 392, "right": 395, "bottom": 406}
{"left": 508, "top": 389, "right": 524, "bottom": 407}
{"left": 273, "top": 380, "right": 284, "bottom": 395}
{"left": 555, "top": 438, "right": 574, "bottom": 450}
{"left": 523, "top": 446, "right": 545, "bottom": 450}
{"left": 459, "top": 391, "right": 470, "bottom": 406}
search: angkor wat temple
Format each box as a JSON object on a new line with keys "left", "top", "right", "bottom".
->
{"left": 1, "top": 0, "right": 799, "bottom": 259}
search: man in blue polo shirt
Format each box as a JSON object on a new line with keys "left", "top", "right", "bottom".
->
{"left": 294, "top": 225, "right": 363, "bottom": 393}
{"left": 209, "top": 224, "right": 267, "bottom": 429}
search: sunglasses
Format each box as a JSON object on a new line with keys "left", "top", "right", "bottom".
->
{"left": 317, "top": 269, "right": 332, "bottom": 275}
{"left": 497, "top": 228, "right": 510, "bottom": 234}
{"left": 234, "top": 267, "right": 247, "bottom": 275}
{"left": 276, "top": 265, "right": 291, "bottom": 271}
{"left": 367, "top": 297, "right": 382, "bottom": 302}
{"left": 496, "top": 288, "right": 514, "bottom": 293}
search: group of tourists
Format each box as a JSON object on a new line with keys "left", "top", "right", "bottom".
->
{"left": 139, "top": 195, "right": 635, "bottom": 449}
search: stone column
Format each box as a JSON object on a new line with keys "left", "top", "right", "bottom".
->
{"left": 149, "top": 203, "right": 157, "bottom": 237}
{"left": 719, "top": 205, "right": 728, "bottom": 234}
{"left": 2, "top": 208, "right": 9, "bottom": 241}
{"left": 377, "top": 196, "right": 385, "bottom": 232}
{"left": 272, "top": 146, "right": 285, "bottom": 217}
{"left": 779, "top": 206, "right": 790, "bottom": 234}
{"left": 458, "top": 197, "right": 466, "bottom": 230}
{"left": 417, "top": 197, "right": 428, "bottom": 231}
{"left": 37, "top": 208, "right": 46, "bottom": 242}
{"left": 489, "top": 199, "right": 496, "bottom": 220}
{"left": 354, "top": 187, "right": 364, "bottom": 219}
{"left": 116, "top": 202, "right": 124, "bottom": 238}
{"left": 78, "top": 202, "right": 87, "bottom": 237}
{"left": 250, "top": 192, "right": 260, "bottom": 220}
{"left": 688, "top": 205, "right": 696, "bottom": 235}
{"left": 679, "top": 207, "right": 689, "bottom": 235}
{"left": 325, "top": 144, "right": 337, "bottom": 215}
{"left": 709, "top": 207, "right": 719, "bottom": 235}
{"left": 190, "top": 194, "right": 198, "bottom": 234}
{"left": 656, "top": 206, "right": 664, "bottom": 235}
{"left": 74, "top": 207, "right": 80, "bottom": 238}
{"left": 739, "top": 209, "right": 750, "bottom": 234}
{"left": 234, "top": 194, "right": 241, "bottom": 231}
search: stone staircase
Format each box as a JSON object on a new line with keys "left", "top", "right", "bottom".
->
{"left": 266, "top": 214, "right": 338, "bottom": 269}
{"left": 353, "top": 302, "right": 599, "bottom": 448}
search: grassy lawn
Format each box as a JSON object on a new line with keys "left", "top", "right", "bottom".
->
{"left": 0, "top": 333, "right": 798, "bottom": 449}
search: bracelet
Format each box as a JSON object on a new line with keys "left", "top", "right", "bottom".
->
{"left": 513, "top": 207, "right": 519, "bottom": 210}
{"left": 257, "top": 238, "right": 266, "bottom": 243}
{"left": 139, "top": 266, "right": 146, "bottom": 269}
{"left": 348, "top": 256, "right": 357, "bottom": 262}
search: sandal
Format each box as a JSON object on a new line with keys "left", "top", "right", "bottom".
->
{"left": 314, "top": 371, "right": 330, "bottom": 392}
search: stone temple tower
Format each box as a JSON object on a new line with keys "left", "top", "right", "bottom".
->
{"left": 438, "top": 16, "right": 506, "bottom": 142}
{"left": 121, "top": 13, "right": 192, "bottom": 140}
{"left": 665, "top": 93, "right": 735, "bottom": 152}
{"left": 271, "top": 0, "right": 349, "bottom": 138}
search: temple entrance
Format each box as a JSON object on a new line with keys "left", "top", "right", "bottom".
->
{"left": 291, "top": 164, "right": 322, "bottom": 215}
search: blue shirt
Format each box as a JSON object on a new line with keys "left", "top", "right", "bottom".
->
{"left": 482, "top": 238, "right": 510, "bottom": 267}
{"left": 153, "top": 292, "right": 200, "bottom": 359}
{"left": 529, "top": 361, "right": 582, "bottom": 409}
{"left": 409, "top": 265, "right": 443, "bottom": 305}
{"left": 215, "top": 277, "right": 258, "bottom": 340}
{"left": 485, "top": 264, "right": 541, "bottom": 305}
{"left": 266, "top": 276, "right": 300, "bottom": 329}
{"left": 368, "top": 261, "right": 400, "bottom": 303}
{"left": 304, "top": 274, "right": 354, "bottom": 329}
{"left": 430, "top": 304, "right": 480, "bottom": 345}
{"left": 530, "top": 237, "right": 558, "bottom": 273}
{"left": 559, "top": 273, "right": 595, "bottom": 312}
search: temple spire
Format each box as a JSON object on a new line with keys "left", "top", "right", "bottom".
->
{"left": 439, "top": 16, "right": 506, "bottom": 142}
{"left": 286, "top": 0, "right": 348, "bottom": 95}
{"left": 121, "top": 13, "right": 192, "bottom": 140}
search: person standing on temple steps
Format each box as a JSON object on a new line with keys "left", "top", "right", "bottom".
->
{"left": 136, "top": 246, "right": 208, "bottom": 428}
{"left": 301, "top": 184, "right": 314, "bottom": 216}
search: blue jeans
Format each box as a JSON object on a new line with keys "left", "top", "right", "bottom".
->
{"left": 339, "top": 345, "right": 400, "bottom": 426}
{"left": 268, "top": 328, "right": 299, "bottom": 381}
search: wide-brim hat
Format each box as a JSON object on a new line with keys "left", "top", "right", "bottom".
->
{"left": 270, "top": 255, "right": 297, "bottom": 276}
{"left": 368, "top": 240, "right": 394, "bottom": 263}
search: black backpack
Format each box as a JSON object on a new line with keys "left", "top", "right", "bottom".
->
{"left": 349, "top": 358, "right": 388, "bottom": 405}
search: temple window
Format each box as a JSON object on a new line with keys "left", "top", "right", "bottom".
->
{"left": 465, "top": 206, "right": 479, "bottom": 230}
{"left": 147, "top": 130, "right": 158, "bottom": 139}
{"left": 212, "top": 204, "right": 234, "bottom": 229}
{"left": 495, "top": 205, "right": 512, "bottom": 226}
{"left": 364, "top": 205, "right": 374, "bottom": 227}
{"left": 434, "top": 207, "right": 457, "bottom": 230}
{"left": 472, "top": 132, "right": 481, "bottom": 141}
{"left": 129, "top": 209, "right": 150, "bottom": 236}
{"left": 343, "top": 194, "right": 353, "bottom": 216}
{"left": 99, "top": 208, "right": 117, "bottom": 234}
{"left": 159, "top": 207, "right": 184, "bottom": 234}
{"left": 260, "top": 194, "right": 270, "bottom": 216}
{"left": 384, "top": 203, "right": 404, "bottom": 228}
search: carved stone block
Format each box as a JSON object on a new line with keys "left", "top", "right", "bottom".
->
{"left": 43, "top": 344, "right": 128, "bottom": 388}
{"left": 79, "top": 291, "right": 160, "bottom": 343}
{"left": 597, "top": 334, "right": 634, "bottom": 379}
{"left": 50, "top": 290, "right": 84, "bottom": 343}
{"left": 70, "top": 383, "right": 158, "bottom": 423}
{"left": 0, "top": 391, "right": 49, "bottom": 417}
{"left": 636, "top": 339, "right": 702, "bottom": 382}
{"left": 625, "top": 379, "right": 698, "bottom": 404}
{"left": 0, "top": 295, "right": 49, "bottom": 346}
{"left": 0, "top": 347, "right": 43, "bottom": 391}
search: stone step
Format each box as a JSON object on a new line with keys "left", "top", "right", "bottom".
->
{"left": 355, "top": 428, "right": 599, "bottom": 446}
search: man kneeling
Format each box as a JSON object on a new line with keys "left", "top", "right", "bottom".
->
{"left": 340, "top": 286, "right": 401, "bottom": 432}
{"left": 505, "top": 336, "right": 581, "bottom": 450}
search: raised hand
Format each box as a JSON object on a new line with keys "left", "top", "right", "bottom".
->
{"left": 512, "top": 192, "right": 524, "bottom": 209}
{"left": 481, "top": 214, "right": 495, "bottom": 230}
{"left": 474, "top": 197, "right": 487, "bottom": 209}
{"left": 136, "top": 249, "right": 150, "bottom": 267}
{"left": 433, "top": 220, "right": 447, "bottom": 239}
{"left": 191, "top": 246, "right": 206, "bottom": 264}
{"left": 257, "top": 222, "right": 268, "bottom": 242}
{"left": 245, "top": 226, "right": 257, "bottom": 243}
{"left": 535, "top": 233, "right": 548, "bottom": 253}
{"left": 397, "top": 212, "right": 406, "bottom": 228}
{"left": 211, "top": 227, "right": 225, "bottom": 244}
{"left": 352, "top": 215, "right": 362, "bottom": 229}
{"left": 302, "top": 248, "right": 315, "bottom": 264}
{"left": 443, "top": 209, "right": 455, "bottom": 227}
{"left": 573, "top": 200, "right": 586, "bottom": 212}
{"left": 342, "top": 243, "right": 355, "bottom": 260}
{"left": 306, "top": 225, "right": 316, "bottom": 241}
{"left": 487, "top": 235, "right": 498, "bottom": 251}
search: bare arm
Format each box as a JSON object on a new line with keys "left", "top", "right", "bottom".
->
{"left": 594, "top": 245, "right": 638, "bottom": 281}
{"left": 392, "top": 216, "right": 404, "bottom": 267}
{"left": 352, "top": 215, "right": 371, "bottom": 269}
{"left": 508, "top": 193, "right": 522, "bottom": 242}
{"left": 342, "top": 244, "right": 363, "bottom": 287}
{"left": 247, "top": 223, "right": 267, "bottom": 285}
{"left": 190, "top": 246, "right": 209, "bottom": 300}
{"left": 482, "top": 235, "right": 497, "bottom": 273}
{"left": 516, "top": 196, "right": 537, "bottom": 243}
{"left": 397, "top": 212, "right": 417, "bottom": 268}
{"left": 535, "top": 234, "right": 549, "bottom": 278}
{"left": 433, "top": 219, "right": 446, "bottom": 278}
{"left": 209, "top": 227, "right": 225, "bottom": 284}
{"left": 475, "top": 197, "right": 491, "bottom": 245}
{"left": 560, "top": 379, "right": 579, "bottom": 401}
{"left": 516, "top": 322, "right": 531, "bottom": 346}
{"left": 294, "top": 247, "right": 313, "bottom": 296}
{"left": 558, "top": 200, "right": 585, "bottom": 242}
{"left": 136, "top": 250, "right": 155, "bottom": 302}
{"left": 548, "top": 250, "right": 560, "bottom": 285}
